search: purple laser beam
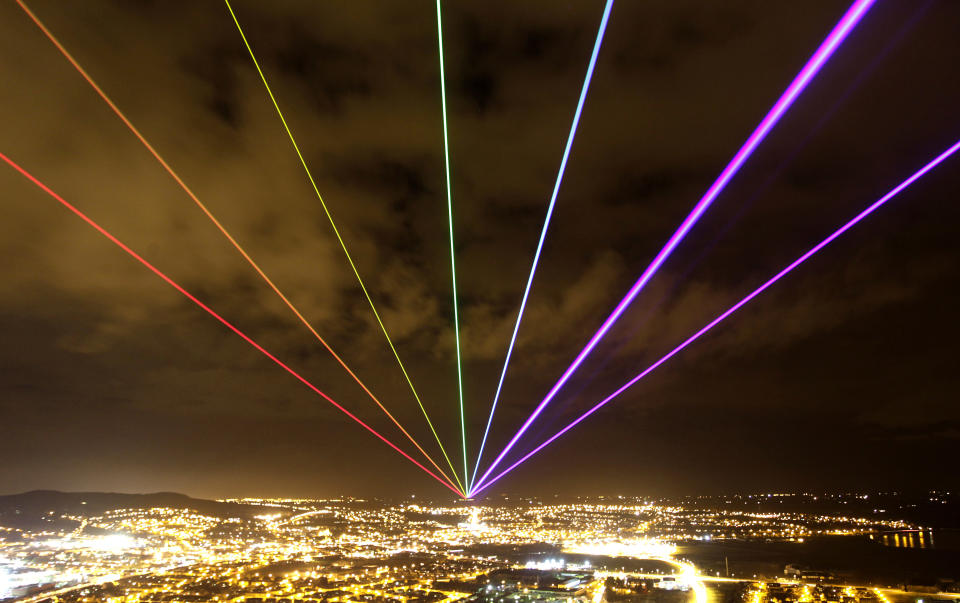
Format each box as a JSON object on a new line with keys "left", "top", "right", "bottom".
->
{"left": 472, "top": 138, "right": 960, "bottom": 497}
{"left": 471, "top": 0, "right": 876, "bottom": 494}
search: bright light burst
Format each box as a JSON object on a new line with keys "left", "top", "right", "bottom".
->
{"left": 564, "top": 539, "right": 677, "bottom": 559}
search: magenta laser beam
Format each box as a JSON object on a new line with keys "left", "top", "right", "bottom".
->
{"left": 471, "top": 0, "right": 876, "bottom": 495}
{"left": 471, "top": 138, "right": 960, "bottom": 497}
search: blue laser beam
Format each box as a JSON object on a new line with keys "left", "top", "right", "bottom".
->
{"left": 470, "top": 0, "right": 615, "bottom": 494}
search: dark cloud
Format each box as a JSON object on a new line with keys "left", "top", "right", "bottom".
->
{"left": 1, "top": 0, "right": 959, "bottom": 498}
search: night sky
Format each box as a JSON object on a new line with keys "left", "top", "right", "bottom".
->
{"left": 1, "top": 1, "right": 958, "bottom": 499}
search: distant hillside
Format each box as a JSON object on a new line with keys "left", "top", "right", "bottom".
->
{"left": 0, "top": 490, "right": 270, "bottom": 529}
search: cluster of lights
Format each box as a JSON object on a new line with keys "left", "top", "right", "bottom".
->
{"left": 1, "top": 497, "right": 945, "bottom": 602}
{"left": 565, "top": 540, "right": 677, "bottom": 559}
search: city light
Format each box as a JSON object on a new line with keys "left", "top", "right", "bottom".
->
{"left": 1, "top": 495, "right": 942, "bottom": 601}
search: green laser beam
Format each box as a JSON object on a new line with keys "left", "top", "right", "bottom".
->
{"left": 435, "top": 0, "right": 468, "bottom": 492}
{"left": 224, "top": 0, "right": 465, "bottom": 495}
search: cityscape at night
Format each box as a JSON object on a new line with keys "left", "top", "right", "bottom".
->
{"left": 2, "top": 491, "right": 958, "bottom": 601}
{"left": 2, "top": 0, "right": 959, "bottom": 601}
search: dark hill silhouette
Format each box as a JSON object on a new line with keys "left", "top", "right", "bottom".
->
{"left": 0, "top": 490, "right": 268, "bottom": 529}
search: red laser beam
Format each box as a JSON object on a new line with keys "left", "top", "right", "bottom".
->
{"left": 0, "top": 150, "right": 464, "bottom": 498}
